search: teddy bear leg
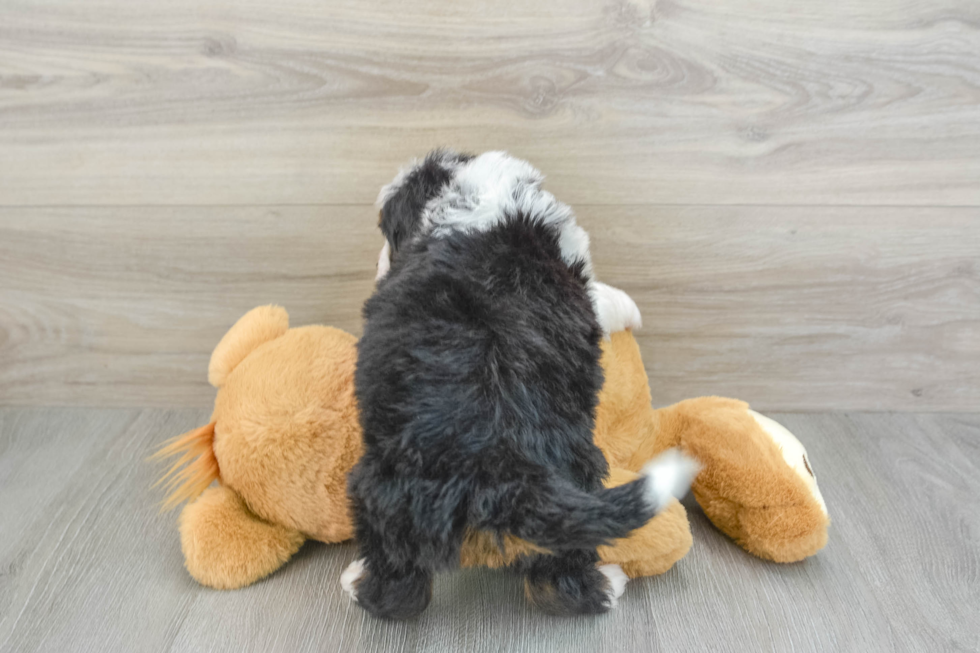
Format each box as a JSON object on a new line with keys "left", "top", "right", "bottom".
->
{"left": 583, "top": 468, "right": 694, "bottom": 579}
{"left": 666, "top": 398, "right": 830, "bottom": 562}
{"left": 598, "top": 499, "right": 693, "bottom": 578}
{"left": 179, "top": 485, "right": 305, "bottom": 589}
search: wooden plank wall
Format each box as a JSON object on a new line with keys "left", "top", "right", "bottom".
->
{"left": 1, "top": 0, "right": 978, "bottom": 409}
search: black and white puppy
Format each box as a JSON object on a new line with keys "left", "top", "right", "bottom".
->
{"left": 343, "top": 150, "right": 698, "bottom": 619}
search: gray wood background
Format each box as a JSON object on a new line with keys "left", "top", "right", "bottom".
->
{"left": 1, "top": 0, "right": 978, "bottom": 410}
{"left": 1, "top": 408, "right": 978, "bottom": 652}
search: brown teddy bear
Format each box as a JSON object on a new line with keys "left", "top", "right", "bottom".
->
{"left": 155, "top": 305, "right": 828, "bottom": 590}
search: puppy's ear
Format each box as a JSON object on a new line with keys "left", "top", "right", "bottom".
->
{"left": 378, "top": 150, "right": 470, "bottom": 252}
{"left": 379, "top": 184, "right": 422, "bottom": 252}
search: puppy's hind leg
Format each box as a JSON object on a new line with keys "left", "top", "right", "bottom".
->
{"left": 522, "top": 549, "right": 627, "bottom": 615}
{"left": 343, "top": 464, "right": 458, "bottom": 620}
{"left": 341, "top": 503, "right": 434, "bottom": 620}
{"left": 342, "top": 553, "right": 433, "bottom": 621}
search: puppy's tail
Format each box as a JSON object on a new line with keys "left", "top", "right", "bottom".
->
{"left": 478, "top": 449, "right": 699, "bottom": 550}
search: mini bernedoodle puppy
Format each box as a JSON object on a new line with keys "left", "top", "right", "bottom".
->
{"left": 342, "top": 150, "right": 699, "bottom": 619}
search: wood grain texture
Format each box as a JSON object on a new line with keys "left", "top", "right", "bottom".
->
{"left": 1, "top": 0, "right": 979, "bottom": 206}
{"left": 2, "top": 206, "right": 977, "bottom": 410}
{"left": 0, "top": 207, "right": 380, "bottom": 407}
{"left": 585, "top": 206, "right": 980, "bottom": 411}
{"left": 1, "top": 408, "right": 978, "bottom": 652}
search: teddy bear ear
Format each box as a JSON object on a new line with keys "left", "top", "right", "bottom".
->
{"left": 208, "top": 305, "right": 289, "bottom": 387}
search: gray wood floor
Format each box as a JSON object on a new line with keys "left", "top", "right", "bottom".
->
{"left": 1, "top": 408, "right": 977, "bottom": 652}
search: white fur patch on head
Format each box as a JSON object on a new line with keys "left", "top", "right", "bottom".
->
{"left": 452, "top": 150, "right": 543, "bottom": 199}
{"left": 598, "top": 564, "right": 629, "bottom": 609}
{"left": 379, "top": 150, "right": 599, "bottom": 283}
{"left": 424, "top": 152, "right": 585, "bottom": 270}
{"left": 641, "top": 448, "right": 700, "bottom": 514}
{"left": 426, "top": 152, "right": 548, "bottom": 234}
{"left": 748, "top": 410, "right": 829, "bottom": 517}
{"left": 589, "top": 281, "right": 642, "bottom": 336}
{"left": 376, "top": 240, "right": 391, "bottom": 281}
{"left": 341, "top": 558, "right": 366, "bottom": 601}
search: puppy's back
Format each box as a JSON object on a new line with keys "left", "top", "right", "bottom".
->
{"left": 357, "top": 214, "right": 604, "bottom": 477}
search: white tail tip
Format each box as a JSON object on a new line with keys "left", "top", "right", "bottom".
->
{"left": 641, "top": 448, "right": 700, "bottom": 513}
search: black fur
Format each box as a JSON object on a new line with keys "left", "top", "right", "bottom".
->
{"left": 349, "top": 176, "right": 655, "bottom": 620}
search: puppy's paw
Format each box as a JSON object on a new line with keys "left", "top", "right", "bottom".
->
{"left": 598, "top": 564, "right": 629, "bottom": 609}
{"left": 641, "top": 448, "right": 700, "bottom": 513}
{"left": 590, "top": 281, "right": 642, "bottom": 336}
{"left": 341, "top": 558, "right": 366, "bottom": 602}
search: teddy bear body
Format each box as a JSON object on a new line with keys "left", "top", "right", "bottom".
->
{"left": 158, "top": 306, "right": 827, "bottom": 590}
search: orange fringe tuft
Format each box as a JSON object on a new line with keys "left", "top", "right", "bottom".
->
{"left": 150, "top": 422, "right": 219, "bottom": 511}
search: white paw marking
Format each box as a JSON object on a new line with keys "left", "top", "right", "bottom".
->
{"left": 590, "top": 281, "right": 642, "bottom": 336}
{"left": 341, "top": 558, "right": 366, "bottom": 601}
{"left": 641, "top": 448, "right": 700, "bottom": 513}
{"left": 598, "top": 564, "right": 629, "bottom": 609}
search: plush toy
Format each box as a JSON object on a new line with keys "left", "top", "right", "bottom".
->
{"left": 155, "top": 306, "right": 828, "bottom": 590}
